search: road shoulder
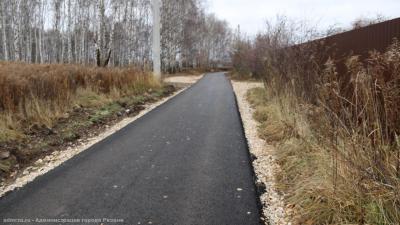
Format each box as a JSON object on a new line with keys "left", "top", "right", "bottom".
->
{"left": 231, "top": 80, "right": 291, "bottom": 225}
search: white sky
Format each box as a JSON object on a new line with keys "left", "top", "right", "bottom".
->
{"left": 207, "top": 0, "right": 400, "bottom": 35}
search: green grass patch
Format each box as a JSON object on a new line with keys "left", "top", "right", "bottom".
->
{"left": 89, "top": 102, "right": 122, "bottom": 124}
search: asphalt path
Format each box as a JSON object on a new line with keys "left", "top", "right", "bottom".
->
{"left": 0, "top": 73, "right": 261, "bottom": 225}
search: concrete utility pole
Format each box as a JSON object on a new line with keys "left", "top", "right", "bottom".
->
{"left": 151, "top": 0, "right": 161, "bottom": 80}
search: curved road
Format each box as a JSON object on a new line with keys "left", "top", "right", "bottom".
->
{"left": 0, "top": 73, "right": 261, "bottom": 225}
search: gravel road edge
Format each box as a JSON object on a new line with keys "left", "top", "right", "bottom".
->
{"left": 231, "top": 81, "right": 291, "bottom": 225}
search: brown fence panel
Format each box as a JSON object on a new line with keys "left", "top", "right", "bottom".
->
{"left": 318, "top": 17, "right": 400, "bottom": 60}
{"left": 289, "top": 18, "right": 400, "bottom": 101}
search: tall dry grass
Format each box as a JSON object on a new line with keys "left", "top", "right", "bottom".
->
{"left": 0, "top": 62, "right": 160, "bottom": 142}
{"left": 315, "top": 42, "right": 400, "bottom": 224}
{"left": 240, "top": 17, "right": 400, "bottom": 224}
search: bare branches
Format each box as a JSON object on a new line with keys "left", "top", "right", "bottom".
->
{"left": 0, "top": 0, "right": 231, "bottom": 70}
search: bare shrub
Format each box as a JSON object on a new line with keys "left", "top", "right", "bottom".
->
{"left": 243, "top": 15, "right": 400, "bottom": 224}
{"left": 351, "top": 14, "right": 388, "bottom": 29}
{"left": 318, "top": 41, "right": 400, "bottom": 223}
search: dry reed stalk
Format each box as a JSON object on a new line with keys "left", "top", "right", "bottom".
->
{"left": 0, "top": 62, "right": 160, "bottom": 142}
{"left": 243, "top": 17, "right": 400, "bottom": 223}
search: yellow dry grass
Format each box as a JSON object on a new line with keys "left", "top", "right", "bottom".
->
{"left": 247, "top": 40, "right": 400, "bottom": 224}
{"left": 0, "top": 62, "right": 161, "bottom": 142}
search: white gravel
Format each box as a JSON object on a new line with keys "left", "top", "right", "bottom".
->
{"left": 231, "top": 81, "right": 291, "bottom": 225}
{"left": 0, "top": 86, "right": 191, "bottom": 197}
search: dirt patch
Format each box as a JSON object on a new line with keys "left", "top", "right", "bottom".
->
{"left": 231, "top": 81, "right": 291, "bottom": 225}
{"left": 0, "top": 85, "right": 185, "bottom": 197}
{"left": 163, "top": 74, "right": 203, "bottom": 87}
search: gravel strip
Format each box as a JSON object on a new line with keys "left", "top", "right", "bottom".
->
{"left": 0, "top": 87, "right": 190, "bottom": 197}
{"left": 231, "top": 81, "right": 291, "bottom": 225}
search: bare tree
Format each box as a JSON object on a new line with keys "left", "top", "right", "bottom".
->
{"left": 12, "top": 0, "right": 21, "bottom": 61}
{"left": 0, "top": 0, "right": 232, "bottom": 70}
{"left": 1, "top": 0, "right": 8, "bottom": 61}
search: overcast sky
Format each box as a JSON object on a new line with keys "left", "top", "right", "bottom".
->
{"left": 208, "top": 0, "right": 400, "bottom": 35}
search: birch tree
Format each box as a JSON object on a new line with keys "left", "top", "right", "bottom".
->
{"left": 12, "top": 0, "right": 21, "bottom": 61}
{"left": 0, "top": 0, "right": 232, "bottom": 69}
{"left": 1, "top": 0, "right": 8, "bottom": 61}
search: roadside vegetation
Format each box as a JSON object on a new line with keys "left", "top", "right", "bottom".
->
{"left": 0, "top": 62, "right": 175, "bottom": 180}
{"left": 234, "top": 17, "right": 400, "bottom": 224}
{"left": 0, "top": 0, "right": 232, "bottom": 185}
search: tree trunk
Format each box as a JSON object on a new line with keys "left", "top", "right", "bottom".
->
{"left": 67, "top": 0, "right": 72, "bottom": 63}
{"left": 12, "top": 0, "right": 21, "bottom": 61}
{"left": 1, "top": 0, "right": 8, "bottom": 61}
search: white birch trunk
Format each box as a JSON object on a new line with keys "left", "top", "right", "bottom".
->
{"left": 12, "top": 0, "right": 21, "bottom": 61}
{"left": 1, "top": 1, "right": 8, "bottom": 61}
{"left": 109, "top": 4, "right": 116, "bottom": 67}
{"left": 67, "top": 0, "right": 72, "bottom": 63}
{"left": 38, "top": 1, "right": 44, "bottom": 63}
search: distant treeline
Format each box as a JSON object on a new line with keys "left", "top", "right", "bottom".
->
{"left": 0, "top": 0, "right": 232, "bottom": 72}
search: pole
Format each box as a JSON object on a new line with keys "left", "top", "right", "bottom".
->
{"left": 151, "top": 0, "right": 161, "bottom": 80}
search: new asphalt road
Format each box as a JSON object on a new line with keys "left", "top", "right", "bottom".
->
{"left": 0, "top": 73, "right": 261, "bottom": 225}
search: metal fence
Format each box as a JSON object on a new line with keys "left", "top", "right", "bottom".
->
{"left": 318, "top": 17, "right": 400, "bottom": 59}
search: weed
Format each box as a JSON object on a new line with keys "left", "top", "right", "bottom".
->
{"left": 246, "top": 39, "right": 400, "bottom": 224}
{"left": 0, "top": 62, "right": 160, "bottom": 142}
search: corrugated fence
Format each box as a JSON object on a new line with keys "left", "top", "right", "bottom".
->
{"left": 318, "top": 17, "right": 400, "bottom": 59}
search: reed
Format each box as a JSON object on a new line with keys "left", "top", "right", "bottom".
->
{"left": 241, "top": 17, "right": 400, "bottom": 224}
{"left": 0, "top": 62, "right": 160, "bottom": 142}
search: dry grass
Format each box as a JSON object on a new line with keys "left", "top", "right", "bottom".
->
{"left": 0, "top": 62, "right": 161, "bottom": 142}
{"left": 248, "top": 82, "right": 400, "bottom": 224}
{"left": 242, "top": 18, "right": 400, "bottom": 223}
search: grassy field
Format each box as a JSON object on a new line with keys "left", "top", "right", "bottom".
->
{"left": 0, "top": 62, "right": 173, "bottom": 179}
